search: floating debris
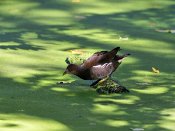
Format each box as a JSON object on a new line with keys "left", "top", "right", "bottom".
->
{"left": 152, "top": 67, "right": 160, "bottom": 73}
{"left": 130, "top": 128, "right": 144, "bottom": 131}
{"left": 155, "top": 29, "right": 175, "bottom": 33}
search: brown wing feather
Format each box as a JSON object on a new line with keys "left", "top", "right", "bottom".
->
{"left": 81, "top": 47, "right": 120, "bottom": 68}
{"left": 94, "top": 51, "right": 108, "bottom": 55}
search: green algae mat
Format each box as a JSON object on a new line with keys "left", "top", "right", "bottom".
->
{"left": 0, "top": 0, "right": 175, "bottom": 131}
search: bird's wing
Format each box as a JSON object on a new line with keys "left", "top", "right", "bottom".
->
{"left": 90, "top": 62, "right": 114, "bottom": 79}
{"left": 81, "top": 47, "right": 120, "bottom": 68}
{"left": 93, "top": 51, "right": 108, "bottom": 55}
{"left": 81, "top": 52, "right": 107, "bottom": 68}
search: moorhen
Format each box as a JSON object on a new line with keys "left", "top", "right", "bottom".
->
{"left": 63, "top": 47, "right": 130, "bottom": 91}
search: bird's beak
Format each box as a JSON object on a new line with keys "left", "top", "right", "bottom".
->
{"left": 63, "top": 70, "right": 68, "bottom": 76}
{"left": 118, "top": 59, "right": 123, "bottom": 63}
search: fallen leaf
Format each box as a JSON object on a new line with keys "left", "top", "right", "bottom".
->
{"left": 152, "top": 67, "right": 160, "bottom": 73}
{"left": 69, "top": 49, "right": 84, "bottom": 55}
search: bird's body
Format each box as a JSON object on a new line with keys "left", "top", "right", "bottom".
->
{"left": 68, "top": 62, "right": 115, "bottom": 80}
{"left": 64, "top": 47, "right": 130, "bottom": 81}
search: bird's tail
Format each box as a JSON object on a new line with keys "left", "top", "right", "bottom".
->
{"left": 110, "top": 47, "right": 121, "bottom": 55}
{"left": 121, "top": 53, "right": 131, "bottom": 58}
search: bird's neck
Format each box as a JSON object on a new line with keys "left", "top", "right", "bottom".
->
{"left": 72, "top": 65, "right": 84, "bottom": 75}
{"left": 72, "top": 65, "right": 91, "bottom": 80}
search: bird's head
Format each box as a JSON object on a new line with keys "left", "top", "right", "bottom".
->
{"left": 63, "top": 64, "right": 78, "bottom": 75}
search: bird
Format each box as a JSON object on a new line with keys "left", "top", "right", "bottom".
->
{"left": 63, "top": 47, "right": 130, "bottom": 92}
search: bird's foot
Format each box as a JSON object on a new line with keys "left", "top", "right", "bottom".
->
{"left": 90, "top": 79, "right": 102, "bottom": 88}
{"left": 90, "top": 77, "right": 109, "bottom": 88}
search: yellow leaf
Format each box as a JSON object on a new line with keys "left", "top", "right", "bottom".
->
{"left": 152, "top": 67, "right": 160, "bottom": 73}
{"left": 69, "top": 49, "right": 84, "bottom": 55}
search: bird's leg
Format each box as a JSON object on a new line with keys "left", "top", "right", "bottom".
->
{"left": 95, "top": 76, "right": 111, "bottom": 94}
{"left": 99, "top": 76, "right": 110, "bottom": 85}
{"left": 90, "top": 79, "right": 102, "bottom": 88}
{"left": 90, "top": 76, "right": 109, "bottom": 89}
